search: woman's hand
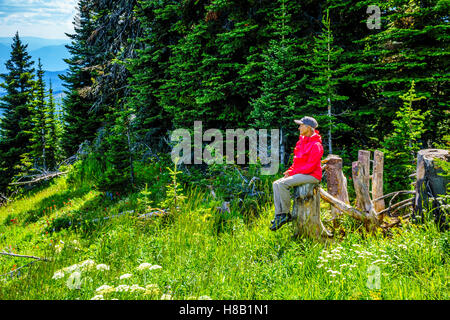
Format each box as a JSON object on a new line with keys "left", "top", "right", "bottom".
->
{"left": 283, "top": 170, "right": 290, "bottom": 178}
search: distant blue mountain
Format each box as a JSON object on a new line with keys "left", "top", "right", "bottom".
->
{"left": 0, "top": 44, "right": 69, "bottom": 73}
{"left": 0, "top": 37, "right": 70, "bottom": 52}
{"left": 31, "top": 45, "right": 70, "bottom": 71}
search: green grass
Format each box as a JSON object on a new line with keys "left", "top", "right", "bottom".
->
{"left": 0, "top": 175, "right": 448, "bottom": 300}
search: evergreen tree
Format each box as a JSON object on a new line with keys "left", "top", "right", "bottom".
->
{"left": 356, "top": 0, "right": 449, "bottom": 146}
{"left": 30, "top": 58, "right": 48, "bottom": 171}
{"left": 305, "top": 8, "right": 349, "bottom": 155}
{"left": 59, "top": 0, "right": 102, "bottom": 157}
{"left": 249, "top": 0, "right": 308, "bottom": 165}
{"left": 381, "top": 81, "right": 429, "bottom": 193}
{"left": 127, "top": 0, "right": 183, "bottom": 150}
{"left": 46, "top": 80, "right": 58, "bottom": 169}
{"left": 0, "top": 32, "right": 35, "bottom": 191}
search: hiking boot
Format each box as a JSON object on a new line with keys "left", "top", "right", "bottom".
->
{"left": 270, "top": 213, "right": 292, "bottom": 231}
{"left": 271, "top": 213, "right": 292, "bottom": 224}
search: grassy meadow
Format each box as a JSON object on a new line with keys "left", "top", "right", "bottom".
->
{"left": 0, "top": 161, "right": 448, "bottom": 300}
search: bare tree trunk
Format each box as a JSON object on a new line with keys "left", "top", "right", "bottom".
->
{"left": 372, "top": 150, "right": 385, "bottom": 216}
{"left": 292, "top": 183, "right": 332, "bottom": 241}
{"left": 324, "top": 154, "right": 349, "bottom": 228}
{"left": 126, "top": 121, "right": 134, "bottom": 186}
{"left": 352, "top": 160, "right": 379, "bottom": 231}
{"left": 414, "top": 149, "right": 449, "bottom": 227}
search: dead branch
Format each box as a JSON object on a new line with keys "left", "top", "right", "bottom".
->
{"left": 373, "top": 190, "right": 415, "bottom": 202}
{"left": 0, "top": 251, "right": 50, "bottom": 261}
{"left": 377, "top": 198, "right": 414, "bottom": 216}
{"left": 319, "top": 188, "right": 367, "bottom": 222}
{"left": 9, "top": 171, "right": 68, "bottom": 186}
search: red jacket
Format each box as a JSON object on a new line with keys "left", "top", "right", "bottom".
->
{"left": 287, "top": 130, "right": 324, "bottom": 181}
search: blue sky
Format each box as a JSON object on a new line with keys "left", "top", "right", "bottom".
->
{"left": 0, "top": 0, "right": 77, "bottom": 39}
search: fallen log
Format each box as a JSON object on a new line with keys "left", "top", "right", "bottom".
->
{"left": 9, "top": 171, "right": 68, "bottom": 186}
{"left": 319, "top": 188, "right": 368, "bottom": 222}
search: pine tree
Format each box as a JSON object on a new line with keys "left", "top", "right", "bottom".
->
{"left": 356, "top": 0, "right": 450, "bottom": 147}
{"left": 30, "top": 58, "right": 48, "bottom": 171}
{"left": 0, "top": 32, "right": 35, "bottom": 191}
{"left": 249, "top": 0, "right": 308, "bottom": 165}
{"left": 127, "top": 0, "right": 183, "bottom": 149}
{"left": 59, "top": 0, "right": 102, "bottom": 157}
{"left": 381, "top": 81, "right": 429, "bottom": 192}
{"left": 46, "top": 80, "right": 58, "bottom": 169}
{"left": 306, "top": 8, "right": 348, "bottom": 155}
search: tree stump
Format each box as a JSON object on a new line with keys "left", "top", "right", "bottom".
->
{"left": 324, "top": 155, "right": 349, "bottom": 227}
{"left": 356, "top": 150, "right": 371, "bottom": 210}
{"left": 414, "top": 149, "right": 449, "bottom": 226}
{"left": 352, "top": 161, "right": 379, "bottom": 231}
{"left": 291, "top": 183, "right": 332, "bottom": 241}
{"left": 372, "top": 150, "right": 385, "bottom": 215}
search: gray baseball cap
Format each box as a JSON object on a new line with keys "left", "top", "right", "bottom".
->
{"left": 294, "top": 116, "right": 318, "bottom": 128}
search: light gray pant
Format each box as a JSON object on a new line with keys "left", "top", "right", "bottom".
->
{"left": 272, "top": 174, "right": 319, "bottom": 216}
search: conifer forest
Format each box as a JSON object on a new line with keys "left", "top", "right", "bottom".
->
{"left": 0, "top": 0, "right": 448, "bottom": 304}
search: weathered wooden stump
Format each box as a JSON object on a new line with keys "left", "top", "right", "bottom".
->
{"left": 324, "top": 155, "right": 349, "bottom": 227}
{"left": 372, "top": 150, "right": 385, "bottom": 214}
{"left": 291, "top": 183, "right": 332, "bottom": 241}
{"left": 352, "top": 160, "right": 379, "bottom": 232}
{"left": 414, "top": 149, "right": 449, "bottom": 226}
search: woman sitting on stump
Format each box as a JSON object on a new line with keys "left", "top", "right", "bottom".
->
{"left": 270, "top": 116, "right": 324, "bottom": 231}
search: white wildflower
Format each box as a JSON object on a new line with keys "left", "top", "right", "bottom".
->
{"left": 198, "top": 295, "right": 212, "bottom": 300}
{"left": 96, "top": 285, "right": 114, "bottom": 293}
{"left": 64, "top": 264, "right": 79, "bottom": 273}
{"left": 55, "top": 244, "right": 64, "bottom": 253}
{"left": 317, "top": 264, "right": 324, "bottom": 269}
{"left": 137, "top": 263, "right": 153, "bottom": 270}
{"left": 91, "top": 295, "right": 104, "bottom": 300}
{"left": 130, "top": 284, "right": 146, "bottom": 292}
{"left": 150, "top": 265, "right": 162, "bottom": 270}
{"left": 80, "top": 259, "right": 96, "bottom": 270}
{"left": 145, "top": 284, "right": 158, "bottom": 290}
{"left": 161, "top": 294, "right": 172, "bottom": 300}
{"left": 119, "top": 273, "right": 133, "bottom": 280}
{"left": 96, "top": 264, "right": 110, "bottom": 271}
{"left": 398, "top": 244, "right": 407, "bottom": 250}
{"left": 52, "top": 270, "right": 65, "bottom": 279}
{"left": 115, "top": 285, "right": 130, "bottom": 292}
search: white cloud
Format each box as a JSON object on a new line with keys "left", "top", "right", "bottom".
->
{"left": 0, "top": 0, "right": 77, "bottom": 39}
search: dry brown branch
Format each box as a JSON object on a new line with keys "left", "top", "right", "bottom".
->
{"left": 0, "top": 251, "right": 50, "bottom": 261}
{"left": 373, "top": 190, "right": 415, "bottom": 202}
{"left": 9, "top": 171, "right": 68, "bottom": 186}
{"left": 319, "top": 188, "right": 367, "bottom": 222}
{"left": 377, "top": 198, "right": 414, "bottom": 216}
